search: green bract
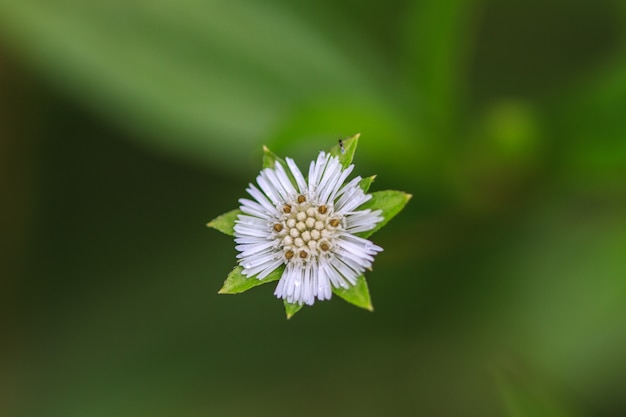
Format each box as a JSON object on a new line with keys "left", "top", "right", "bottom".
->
{"left": 208, "top": 134, "right": 411, "bottom": 318}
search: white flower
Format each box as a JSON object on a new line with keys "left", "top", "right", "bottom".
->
{"left": 234, "top": 151, "right": 383, "bottom": 306}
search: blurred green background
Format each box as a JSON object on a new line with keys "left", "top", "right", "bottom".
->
{"left": 1, "top": 0, "right": 626, "bottom": 416}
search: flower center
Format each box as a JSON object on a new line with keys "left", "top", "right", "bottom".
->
{"left": 273, "top": 195, "right": 342, "bottom": 264}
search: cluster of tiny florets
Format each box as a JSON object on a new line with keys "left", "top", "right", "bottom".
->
{"left": 273, "top": 195, "right": 342, "bottom": 264}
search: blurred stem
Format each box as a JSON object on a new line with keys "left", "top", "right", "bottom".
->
{"left": 402, "top": 0, "right": 482, "bottom": 141}
{"left": 0, "top": 44, "right": 40, "bottom": 417}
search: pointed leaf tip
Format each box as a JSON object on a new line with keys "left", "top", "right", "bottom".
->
{"left": 333, "top": 275, "right": 374, "bottom": 311}
{"left": 284, "top": 300, "right": 304, "bottom": 318}
{"left": 207, "top": 208, "right": 242, "bottom": 236}
{"left": 262, "top": 145, "right": 288, "bottom": 169}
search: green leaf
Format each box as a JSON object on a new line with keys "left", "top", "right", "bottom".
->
{"left": 359, "top": 175, "right": 376, "bottom": 192}
{"left": 207, "top": 209, "right": 241, "bottom": 237}
{"left": 262, "top": 145, "right": 286, "bottom": 169}
{"left": 284, "top": 300, "right": 304, "bottom": 319}
{"left": 357, "top": 190, "right": 412, "bottom": 238}
{"left": 329, "top": 133, "right": 360, "bottom": 168}
{"left": 333, "top": 275, "right": 373, "bottom": 311}
{"left": 218, "top": 265, "right": 283, "bottom": 295}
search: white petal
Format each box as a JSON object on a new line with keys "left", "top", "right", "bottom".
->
{"left": 234, "top": 224, "right": 269, "bottom": 238}
{"left": 239, "top": 198, "right": 273, "bottom": 219}
{"left": 240, "top": 251, "right": 281, "bottom": 277}
{"left": 344, "top": 210, "right": 383, "bottom": 233}
{"left": 257, "top": 171, "right": 282, "bottom": 203}
{"left": 274, "top": 162, "right": 298, "bottom": 196}
{"left": 246, "top": 184, "right": 277, "bottom": 213}
{"left": 235, "top": 236, "right": 271, "bottom": 244}
{"left": 236, "top": 214, "right": 269, "bottom": 226}
{"left": 308, "top": 152, "right": 328, "bottom": 192}
{"left": 256, "top": 258, "right": 284, "bottom": 279}
{"left": 335, "top": 187, "right": 370, "bottom": 213}
{"left": 328, "top": 257, "right": 359, "bottom": 286}
{"left": 315, "top": 157, "right": 341, "bottom": 203}
{"left": 316, "top": 260, "right": 332, "bottom": 300}
{"left": 319, "top": 162, "right": 353, "bottom": 204}
{"left": 320, "top": 259, "right": 348, "bottom": 289}
{"left": 264, "top": 167, "right": 291, "bottom": 200}
{"left": 285, "top": 157, "right": 308, "bottom": 194}
{"left": 235, "top": 240, "right": 276, "bottom": 253}
{"left": 325, "top": 165, "right": 354, "bottom": 203}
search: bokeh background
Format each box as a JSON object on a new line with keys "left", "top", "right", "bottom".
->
{"left": 1, "top": 0, "right": 626, "bottom": 416}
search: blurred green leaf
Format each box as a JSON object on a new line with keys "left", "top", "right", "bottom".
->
{"left": 218, "top": 265, "right": 282, "bottom": 295}
{"left": 333, "top": 274, "right": 373, "bottom": 311}
{"left": 357, "top": 191, "right": 412, "bottom": 238}
{"left": 207, "top": 209, "right": 241, "bottom": 237}
{"left": 284, "top": 300, "right": 303, "bottom": 319}
{"left": 0, "top": 0, "right": 381, "bottom": 171}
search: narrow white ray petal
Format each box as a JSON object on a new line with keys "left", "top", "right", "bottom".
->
{"left": 240, "top": 253, "right": 279, "bottom": 274}
{"left": 336, "top": 240, "right": 380, "bottom": 262}
{"left": 320, "top": 260, "right": 339, "bottom": 288}
{"left": 257, "top": 258, "right": 284, "bottom": 279}
{"left": 325, "top": 165, "right": 354, "bottom": 203}
{"left": 345, "top": 210, "right": 383, "bottom": 233}
{"left": 257, "top": 173, "right": 281, "bottom": 203}
{"left": 282, "top": 266, "right": 294, "bottom": 299}
{"left": 315, "top": 157, "right": 341, "bottom": 202}
{"left": 235, "top": 240, "right": 276, "bottom": 253}
{"left": 328, "top": 257, "right": 359, "bottom": 286}
{"left": 285, "top": 157, "right": 308, "bottom": 194}
{"left": 308, "top": 152, "right": 328, "bottom": 191}
{"left": 237, "top": 246, "right": 275, "bottom": 261}
{"left": 236, "top": 214, "right": 270, "bottom": 226}
{"left": 238, "top": 199, "right": 273, "bottom": 219}
{"left": 302, "top": 264, "right": 314, "bottom": 305}
{"left": 274, "top": 162, "right": 298, "bottom": 196}
{"left": 340, "top": 232, "right": 383, "bottom": 252}
{"left": 333, "top": 185, "right": 366, "bottom": 213}
{"left": 246, "top": 184, "right": 277, "bottom": 213}
{"left": 290, "top": 265, "right": 304, "bottom": 304}
{"left": 234, "top": 224, "right": 270, "bottom": 238}
{"left": 319, "top": 163, "right": 353, "bottom": 204}
{"left": 264, "top": 168, "right": 290, "bottom": 200}
{"left": 335, "top": 176, "right": 362, "bottom": 198}
{"left": 336, "top": 190, "right": 371, "bottom": 213}
{"left": 335, "top": 250, "right": 372, "bottom": 272}
{"left": 316, "top": 261, "right": 332, "bottom": 300}
{"left": 277, "top": 263, "right": 300, "bottom": 301}
{"left": 235, "top": 236, "right": 271, "bottom": 245}
{"left": 233, "top": 218, "right": 269, "bottom": 233}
